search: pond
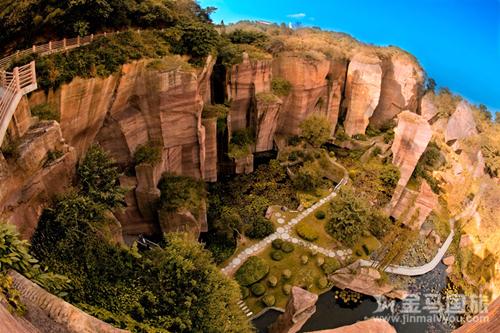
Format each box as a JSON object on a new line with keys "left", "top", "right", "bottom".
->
{"left": 253, "top": 263, "right": 453, "bottom": 333}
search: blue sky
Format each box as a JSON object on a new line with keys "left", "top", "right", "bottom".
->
{"left": 199, "top": 0, "right": 500, "bottom": 113}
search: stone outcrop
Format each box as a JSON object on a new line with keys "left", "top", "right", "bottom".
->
{"left": 201, "top": 117, "right": 217, "bottom": 181}
{"left": 420, "top": 93, "right": 439, "bottom": 122}
{"left": 390, "top": 111, "right": 432, "bottom": 207}
{"left": 445, "top": 101, "right": 477, "bottom": 145}
{"left": 453, "top": 296, "right": 500, "bottom": 333}
{"left": 344, "top": 53, "right": 382, "bottom": 136}
{"left": 234, "top": 154, "right": 254, "bottom": 174}
{"left": 370, "top": 54, "right": 424, "bottom": 127}
{"left": 268, "top": 286, "right": 318, "bottom": 333}
{"left": 255, "top": 94, "right": 282, "bottom": 152}
{"left": 329, "top": 262, "right": 407, "bottom": 299}
{"left": 9, "top": 271, "right": 128, "bottom": 333}
{"left": 310, "top": 318, "right": 396, "bottom": 333}
{"left": 391, "top": 180, "right": 438, "bottom": 230}
{"left": 0, "top": 121, "right": 77, "bottom": 238}
{"left": 228, "top": 53, "right": 272, "bottom": 131}
{"left": 273, "top": 52, "right": 347, "bottom": 136}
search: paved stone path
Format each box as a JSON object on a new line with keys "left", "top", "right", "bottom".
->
{"left": 221, "top": 178, "right": 348, "bottom": 276}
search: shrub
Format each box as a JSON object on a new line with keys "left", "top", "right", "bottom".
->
{"left": 299, "top": 115, "right": 332, "bottom": 147}
{"left": 271, "top": 78, "right": 292, "bottom": 96}
{"left": 353, "top": 134, "right": 367, "bottom": 141}
{"left": 268, "top": 276, "right": 278, "bottom": 287}
{"left": 288, "top": 151, "right": 299, "bottom": 161}
{"left": 271, "top": 250, "right": 284, "bottom": 261}
{"left": 43, "top": 150, "right": 64, "bottom": 167}
{"left": 281, "top": 242, "right": 294, "bottom": 253}
{"left": 301, "top": 255, "right": 309, "bottom": 265}
{"left": 251, "top": 283, "right": 266, "bottom": 296}
{"left": 315, "top": 210, "right": 326, "bottom": 220}
{"left": 282, "top": 284, "right": 292, "bottom": 295}
{"left": 321, "top": 257, "right": 340, "bottom": 274}
{"left": 245, "top": 217, "right": 274, "bottom": 239}
{"left": 235, "top": 256, "right": 270, "bottom": 286}
{"left": 133, "top": 141, "right": 162, "bottom": 166}
{"left": 362, "top": 244, "right": 371, "bottom": 256}
{"left": 372, "top": 146, "right": 382, "bottom": 157}
{"left": 158, "top": 173, "right": 206, "bottom": 214}
{"left": 288, "top": 135, "right": 301, "bottom": 146}
{"left": 241, "top": 287, "right": 250, "bottom": 299}
{"left": 316, "top": 256, "right": 325, "bottom": 266}
{"left": 293, "top": 163, "right": 323, "bottom": 192}
{"left": 317, "top": 276, "right": 329, "bottom": 289}
{"left": 296, "top": 223, "right": 319, "bottom": 242}
{"left": 31, "top": 103, "right": 59, "bottom": 121}
{"left": 272, "top": 238, "right": 284, "bottom": 249}
{"left": 228, "top": 29, "right": 269, "bottom": 46}
{"left": 262, "top": 295, "right": 276, "bottom": 307}
{"left": 282, "top": 269, "right": 292, "bottom": 280}
{"left": 78, "top": 145, "right": 125, "bottom": 208}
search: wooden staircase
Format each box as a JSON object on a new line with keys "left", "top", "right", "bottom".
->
{"left": 0, "top": 61, "right": 37, "bottom": 147}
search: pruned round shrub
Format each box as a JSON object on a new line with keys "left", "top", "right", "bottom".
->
{"left": 321, "top": 257, "right": 340, "bottom": 275}
{"left": 235, "top": 256, "right": 270, "bottom": 286}
{"left": 315, "top": 210, "right": 326, "bottom": 220}
{"left": 296, "top": 223, "right": 319, "bottom": 242}
{"left": 317, "top": 276, "right": 329, "bottom": 289}
{"left": 271, "top": 250, "right": 284, "bottom": 261}
{"left": 309, "top": 249, "right": 318, "bottom": 257}
{"left": 262, "top": 295, "right": 276, "bottom": 307}
{"left": 301, "top": 255, "right": 309, "bottom": 265}
{"left": 316, "top": 256, "right": 325, "bottom": 266}
{"left": 282, "top": 269, "right": 292, "bottom": 280}
{"left": 272, "top": 239, "right": 284, "bottom": 250}
{"left": 241, "top": 287, "right": 250, "bottom": 299}
{"left": 281, "top": 242, "right": 294, "bottom": 253}
{"left": 268, "top": 275, "right": 278, "bottom": 287}
{"left": 282, "top": 284, "right": 292, "bottom": 295}
{"left": 251, "top": 283, "right": 266, "bottom": 296}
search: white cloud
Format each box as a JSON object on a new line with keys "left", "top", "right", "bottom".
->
{"left": 287, "top": 13, "right": 306, "bottom": 18}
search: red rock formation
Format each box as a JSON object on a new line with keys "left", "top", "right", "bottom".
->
{"left": 453, "top": 296, "right": 500, "bottom": 333}
{"left": 391, "top": 180, "right": 438, "bottom": 230}
{"left": 310, "top": 318, "right": 396, "bottom": 333}
{"left": 420, "top": 92, "right": 439, "bottom": 122}
{"left": 201, "top": 117, "right": 217, "bottom": 181}
{"left": 228, "top": 53, "right": 272, "bottom": 131}
{"left": 273, "top": 52, "right": 346, "bottom": 136}
{"left": 445, "top": 101, "right": 477, "bottom": 145}
{"left": 390, "top": 111, "right": 432, "bottom": 207}
{"left": 268, "top": 286, "right": 318, "bottom": 333}
{"left": 344, "top": 53, "right": 382, "bottom": 136}
{"left": 370, "top": 54, "right": 424, "bottom": 127}
{"left": 255, "top": 94, "right": 282, "bottom": 152}
{"left": 234, "top": 154, "right": 254, "bottom": 174}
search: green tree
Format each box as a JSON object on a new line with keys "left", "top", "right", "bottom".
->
{"left": 299, "top": 115, "right": 332, "bottom": 147}
{"left": 77, "top": 145, "right": 125, "bottom": 209}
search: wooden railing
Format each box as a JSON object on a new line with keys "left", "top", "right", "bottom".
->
{"left": 0, "top": 31, "right": 123, "bottom": 69}
{"left": 0, "top": 61, "right": 37, "bottom": 147}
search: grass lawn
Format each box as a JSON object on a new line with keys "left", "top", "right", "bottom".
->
{"left": 243, "top": 244, "right": 331, "bottom": 314}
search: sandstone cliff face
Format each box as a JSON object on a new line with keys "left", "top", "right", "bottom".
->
{"left": 344, "top": 53, "right": 382, "bottom": 136}
{"left": 420, "top": 92, "right": 439, "bottom": 122}
{"left": 269, "top": 286, "right": 318, "bottom": 333}
{"left": 273, "top": 52, "right": 346, "bottom": 136}
{"left": 228, "top": 53, "right": 272, "bottom": 131}
{"left": 201, "top": 117, "right": 217, "bottom": 181}
{"left": 255, "top": 95, "right": 282, "bottom": 152}
{"left": 370, "top": 54, "right": 424, "bottom": 127}
{"left": 391, "top": 180, "right": 438, "bottom": 230}
{"left": 390, "top": 111, "right": 432, "bottom": 207}
{"left": 310, "top": 318, "right": 396, "bottom": 333}
{"left": 0, "top": 121, "right": 76, "bottom": 238}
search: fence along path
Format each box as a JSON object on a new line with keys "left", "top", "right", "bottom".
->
{"left": 0, "top": 61, "right": 37, "bottom": 147}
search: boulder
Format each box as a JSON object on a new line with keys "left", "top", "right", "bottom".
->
{"left": 390, "top": 111, "right": 432, "bottom": 206}
{"left": 344, "top": 53, "right": 382, "bottom": 136}
{"left": 445, "top": 101, "right": 477, "bottom": 145}
{"left": 371, "top": 54, "right": 424, "bottom": 127}
{"left": 268, "top": 286, "right": 318, "bottom": 333}
{"left": 329, "top": 262, "right": 407, "bottom": 299}
{"left": 443, "top": 255, "right": 455, "bottom": 266}
{"left": 310, "top": 318, "right": 397, "bottom": 333}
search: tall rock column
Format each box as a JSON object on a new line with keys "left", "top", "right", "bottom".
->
{"left": 344, "top": 53, "right": 382, "bottom": 136}
{"left": 255, "top": 94, "right": 283, "bottom": 152}
{"left": 268, "top": 286, "right": 318, "bottom": 333}
{"left": 390, "top": 111, "right": 432, "bottom": 207}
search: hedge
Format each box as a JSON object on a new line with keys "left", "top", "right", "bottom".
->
{"left": 235, "top": 256, "right": 270, "bottom": 286}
